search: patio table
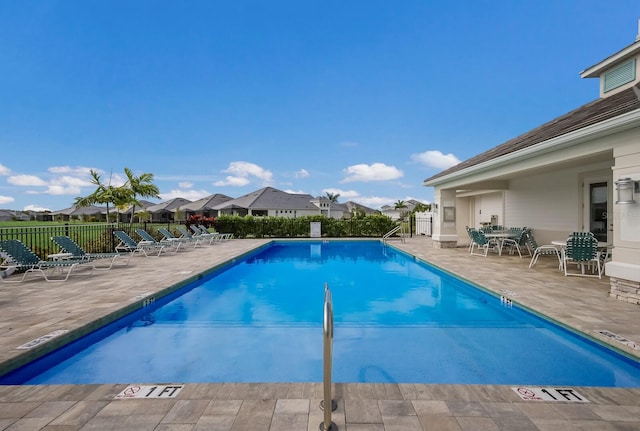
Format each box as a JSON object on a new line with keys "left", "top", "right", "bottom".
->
{"left": 484, "top": 232, "right": 519, "bottom": 256}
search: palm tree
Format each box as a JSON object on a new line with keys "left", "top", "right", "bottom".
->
{"left": 394, "top": 200, "right": 408, "bottom": 221}
{"left": 324, "top": 192, "right": 340, "bottom": 219}
{"left": 123, "top": 168, "right": 160, "bottom": 223}
{"left": 74, "top": 170, "right": 122, "bottom": 223}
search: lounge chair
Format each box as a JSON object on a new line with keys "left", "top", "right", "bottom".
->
{"left": 199, "top": 225, "right": 233, "bottom": 240}
{"left": 175, "top": 226, "right": 206, "bottom": 247}
{"left": 51, "top": 235, "right": 130, "bottom": 270}
{"left": 135, "top": 228, "right": 181, "bottom": 253}
{"left": 157, "top": 227, "right": 196, "bottom": 249}
{"left": 0, "top": 239, "right": 93, "bottom": 282}
{"left": 113, "top": 231, "right": 166, "bottom": 257}
{"left": 189, "top": 225, "right": 220, "bottom": 244}
{"left": 564, "top": 232, "right": 602, "bottom": 278}
{"left": 527, "top": 230, "right": 562, "bottom": 269}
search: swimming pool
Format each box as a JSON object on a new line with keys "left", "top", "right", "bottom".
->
{"left": 2, "top": 240, "right": 640, "bottom": 386}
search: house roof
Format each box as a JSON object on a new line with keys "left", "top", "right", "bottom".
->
{"left": 343, "top": 201, "right": 378, "bottom": 215}
{"left": 51, "top": 205, "right": 105, "bottom": 216}
{"left": 146, "top": 197, "right": 192, "bottom": 213}
{"left": 181, "top": 194, "right": 233, "bottom": 211}
{"left": 423, "top": 83, "right": 640, "bottom": 185}
{"left": 213, "top": 187, "right": 319, "bottom": 211}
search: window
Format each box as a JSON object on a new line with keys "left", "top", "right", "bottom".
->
{"left": 603, "top": 59, "right": 636, "bottom": 93}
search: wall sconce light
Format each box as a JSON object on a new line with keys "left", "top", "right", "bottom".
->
{"left": 615, "top": 177, "right": 639, "bottom": 204}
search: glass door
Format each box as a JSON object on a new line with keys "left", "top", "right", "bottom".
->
{"left": 588, "top": 182, "right": 609, "bottom": 242}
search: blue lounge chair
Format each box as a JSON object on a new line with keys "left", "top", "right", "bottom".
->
{"left": 135, "top": 228, "right": 181, "bottom": 253}
{"left": 0, "top": 239, "right": 93, "bottom": 283}
{"left": 158, "top": 227, "right": 196, "bottom": 249}
{"left": 189, "top": 225, "right": 220, "bottom": 244}
{"left": 51, "top": 235, "right": 130, "bottom": 270}
{"left": 113, "top": 231, "right": 166, "bottom": 257}
{"left": 198, "top": 225, "right": 233, "bottom": 240}
{"left": 175, "top": 226, "right": 206, "bottom": 247}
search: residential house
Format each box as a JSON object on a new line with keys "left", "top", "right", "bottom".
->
{"left": 424, "top": 25, "right": 640, "bottom": 303}
{"left": 342, "top": 201, "right": 379, "bottom": 219}
{"left": 181, "top": 194, "right": 233, "bottom": 218}
{"left": 214, "top": 187, "right": 345, "bottom": 219}
{"left": 381, "top": 199, "right": 426, "bottom": 220}
{"left": 51, "top": 205, "right": 105, "bottom": 221}
{"left": 146, "top": 198, "right": 192, "bottom": 223}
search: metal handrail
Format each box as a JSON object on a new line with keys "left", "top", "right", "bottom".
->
{"left": 320, "top": 283, "right": 337, "bottom": 431}
{"left": 382, "top": 225, "right": 401, "bottom": 242}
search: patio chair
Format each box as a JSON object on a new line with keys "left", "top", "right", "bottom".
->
{"left": 0, "top": 239, "right": 93, "bottom": 283}
{"left": 527, "top": 230, "right": 562, "bottom": 269}
{"left": 175, "top": 226, "right": 206, "bottom": 247}
{"left": 199, "top": 225, "right": 233, "bottom": 240}
{"left": 135, "top": 228, "right": 181, "bottom": 253}
{"left": 501, "top": 227, "right": 528, "bottom": 258}
{"left": 469, "top": 229, "right": 499, "bottom": 257}
{"left": 157, "top": 227, "right": 196, "bottom": 249}
{"left": 113, "top": 231, "right": 166, "bottom": 257}
{"left": 465, "top": 226, "right": 475, "bottom": 252}
{"left": 564, "top": 233, "right": 602, "bottom": 278}
{"left": 51, "top": 235, "right": 130, "bottom": 270}
{"left": 189, "top": 225, "right": 220, "bottom": 245}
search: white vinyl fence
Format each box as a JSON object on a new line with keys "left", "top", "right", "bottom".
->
{"left": 414, "top": 211, "right": 433, "bottom": 236}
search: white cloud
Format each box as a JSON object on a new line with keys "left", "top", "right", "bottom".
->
{"left": 214, "top": 161, "right": 273, "bottom": 187}
{"left": 48, "top": 166, "right": 97, "bottom": 176}
{"left": 341, "top": 163, "right": 403, "bottom": 183}
{"left": 411, "top": 150, "right": 461, "bottom": 169}
{"left": 179, "top": 181, "right": 194, "bottom": 188}
{"left": 283, "top": 189, "right": 307, "bottom": 194}
{"left": 294, "top": 169, "right": 309, "bottom": 179}
{"left": 50, "top": 175, "right": 92, "bottom": 187}
{"left": 8, "top": 175, "right": 48, "bottom": 187}
{"left": 46, "top": 185, "right": 82, "bottom": 195}
{"left": 213, "top": 176, "right": 251, "bottom": 187}
{"left": 0, "top": 195, "right": 15, "bottom": 205}
{"left": 322, "top": 188, "right": 360, "bottom": 199}
{"left": 24, "top": 204, "right": 51, "bottom": 212}
{"left": 160, "top": 189, "right": 210, "bottom": 201}
{"left": 0, "top": 163, "right": 10, "bottom": 176}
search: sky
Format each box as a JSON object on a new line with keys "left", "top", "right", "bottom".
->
{"left": 1, "top": 1, "right": 639, "bottom": 212}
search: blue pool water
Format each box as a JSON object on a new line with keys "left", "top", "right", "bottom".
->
{"left": 3, "top": 240, "right": 640, "bottom": 386}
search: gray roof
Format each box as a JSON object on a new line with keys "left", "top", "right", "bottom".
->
{"left": 51, "top": 205, "right": 105, "bottom": 216}
{"left": 181, "top": 194, "right": 233, "bottom": 211}
{"left": 423, "top": 83, "right": 640, "bottom": 184}
{"left": 343, "top": 201, "right": 378, "bottom": 214}
{"left": 146, "top": 197, "right": 192, "bottom": 213}
{"left": 213, "top": 187, "right": 319, "bottom": 211}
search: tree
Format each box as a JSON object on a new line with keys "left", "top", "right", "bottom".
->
{"left": 324, "top": 192, "right": 340, "bottom": 219}
{"left": 123, "top": 168, "right": 160, "bottom": 223}
{"left": 394, "top": 200, "right": 408, "bottom": 221}
{"left": 74, "top": 170, "right": 125, "bottom": 223}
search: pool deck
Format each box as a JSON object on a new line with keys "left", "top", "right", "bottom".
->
{"left": 1, "top": 237, "right": 640, "bottom": 430}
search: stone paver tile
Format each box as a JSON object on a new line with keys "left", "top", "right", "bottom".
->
{"left": 0, "top": 402, "right": 40, "bottom": 419}
{"left": 491, "top": 415, "right": 538, "bottom": 431}
{"left": 591, "top": 404, "right": 640, "bottom": 421}
{"left": 552, "top": 404, "right": 602, "bottom": 421}
{"left": 515, "top": 402, "right": 566, "bottom": 420}
{"left": 274, "top": 399, "right": 309, "bottom": 415}
{"left": 378, "top": 400, "right": 416, "bottom": 416}
{"left": 25, "top": 401, "right": 76, "bottom": 419}
{"left": 445, "top": 400, "right": 488, "bottom": 417}
{"left": 411, "top": 400, "right": 451, "bottom": 416}
{"left": 161, "top": 399, "right": 210, "bottom": 424}
{"left": 203, "top": 400, "right": 242, "bottom": 416}
{"left": 270, "top": 414, "right": 308, "bottom": 431}
{"left": 455, "top": 416, "right": 499, "bottom": 431}
{"left": 121, "top": 414, "right": 164, "bottom": 430}
{"left": 381, "top": 415, "right": 422, "bottom": 431}
{"left": 531, "top": 418, "right": 618, "bottom": 431}
{"left": 418, "top": 415, "right": 462, "bottom": 431}
{"left": 345, "top": 399, "right": 381, "bottom": 423}
{"left": 154, "top": 425, "right": 195, "bottom": 431}
{"left": 231, "top": 399, "right": 275, "bottom": 431}
{"left": 193, "top": 415, "right": 235, "bottom": 431}
{"left": 76, "top": 414, "right": 127, "bottom": 430}
{"left": 4, "top": 417, "right": 52, "bottom": 431}
{"left": 97, "top": 399, "right": 175, "bottom": 416}
{"left": 345, "top": 425, "right": 385, "bottom": 431}
{"left": 49, "top": 401, "right": 109, "bottom": 427}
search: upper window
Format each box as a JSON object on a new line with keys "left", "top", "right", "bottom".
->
{"left": 603, "top": 59, "right": 636, "bottom": 93}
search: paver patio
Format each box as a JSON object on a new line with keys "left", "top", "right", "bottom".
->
{"left": 0, "top": 236, "right": 639, "bottom": 430}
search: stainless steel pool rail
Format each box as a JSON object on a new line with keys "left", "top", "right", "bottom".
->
{"left": 319, "top": 283, "right": 337, "bottom": 431}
